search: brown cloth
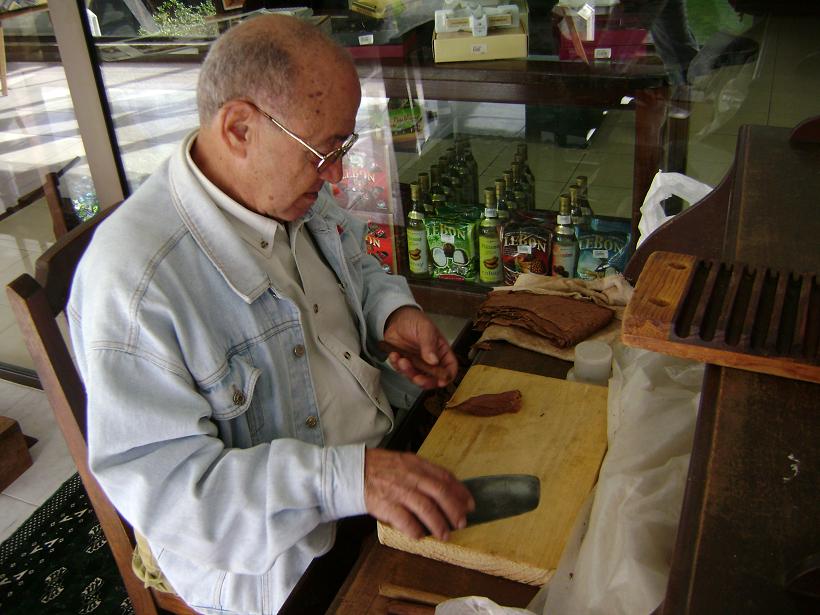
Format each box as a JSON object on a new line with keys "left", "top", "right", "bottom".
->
{"left": 475, "top": 292, "right": 615, "bottom": 349}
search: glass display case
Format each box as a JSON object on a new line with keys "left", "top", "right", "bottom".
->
{"left": 346, "top": 51, "right": 668, "bottom": 316}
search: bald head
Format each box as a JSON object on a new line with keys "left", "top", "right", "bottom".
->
{"left": 197, "top": 14, "right": 353, "bottom": 125}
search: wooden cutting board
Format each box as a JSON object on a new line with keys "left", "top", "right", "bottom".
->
{"left": 378, "top": 364, "right": 608, "bottom": 585}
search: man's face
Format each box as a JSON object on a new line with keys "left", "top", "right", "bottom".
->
{"left": 244, "top": 56, "right": 361, "bottom": 222}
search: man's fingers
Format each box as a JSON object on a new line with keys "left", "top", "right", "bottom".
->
{"left": 364, "top": 450, "right": 474, "bottom": 541}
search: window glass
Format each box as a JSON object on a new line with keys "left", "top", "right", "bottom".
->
{"left": 0, "top": 6, "right": 99, "bottom": 374}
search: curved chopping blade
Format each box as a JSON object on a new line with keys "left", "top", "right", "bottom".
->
{"left": 462, "top": 474, "right": 541, "bottom": 527}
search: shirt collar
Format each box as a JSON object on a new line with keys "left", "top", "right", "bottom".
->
{"left": 182, "top": 130, "right": 281, "bottom": 258}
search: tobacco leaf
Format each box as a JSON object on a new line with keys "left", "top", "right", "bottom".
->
{"left": 445, "top": 390, "right": 523, "bottom": 416}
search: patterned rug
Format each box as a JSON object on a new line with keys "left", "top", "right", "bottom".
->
{"left": 0, "top": 474, "right": 132, "bottom": 614}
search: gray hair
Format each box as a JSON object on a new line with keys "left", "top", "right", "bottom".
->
{"left": 196, "top": 16, "right": 342, "bottom": 124}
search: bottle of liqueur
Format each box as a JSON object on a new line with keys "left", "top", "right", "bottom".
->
{"left": 551, "top": 194, "right": 578, "bottom": 278}
{"left": 431, "top": 191, "right": 447, "bottom": 214}
{"left": 437, "top": 155, "right": 454, "bottom": 198}
{"left": 417, "top": 172, "right": 435, "bottom": 215}
{"left": 445, "top": 146, "right": 460, "bottom": 201}
{"left": 569, "top": 184, "right": 583, "bottom": 227}
{"left": 575, "top": 175, "right": 594, "bottom": 229}
{"left": 494, "top": 178, "right": 510, "bottom": 232}
{"left": 511, "top": 161, "right": 533, "bottom": 209}
{"left": 429, "top": 164, "right": 450, "bottom": 202}
{"left": 513, "top": 189, "right": 527, "bottom": 213}
{"left": 503, "top": 170, "right": 517, "bottom": 208}
{"left": 516, "top": 143, "right": 536, "bottom": 185}
{"left": 406, "top": 182, "right": 430, "bottom": 279}
{"left": 479, "top": 187, "right": 503, "bottom": 285}
{"left": 463, "top": 141, "right": 480, "bottom": 204}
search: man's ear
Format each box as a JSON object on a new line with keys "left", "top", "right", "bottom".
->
{"left": 218, "top": 101, "right": 255, "bottom": 158}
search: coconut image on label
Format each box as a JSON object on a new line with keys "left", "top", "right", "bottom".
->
{"left": 452, "top": 249, "right": 468, "bottom": 265}
{"left": 432, "top": 246, "right": 448, "bottom": 267}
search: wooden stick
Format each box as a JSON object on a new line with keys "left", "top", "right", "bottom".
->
{"left": 385, "top": 599, "right": 436, "bottom": 615}
{"left": 378, "top": 582, "right": 452, "bottom": 606}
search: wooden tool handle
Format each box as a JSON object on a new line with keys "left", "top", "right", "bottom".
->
{"left": 386, "top": 599, "right": 437, "bottom": 615}
{"left": 378, "top": 582, "right": 451, "bottom": 606}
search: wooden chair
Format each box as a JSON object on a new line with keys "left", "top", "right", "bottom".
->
{"left": 5, "top": 204, "right": 197, "bottom": 615}
{"left": 42, "top": 171, "right": 82, "bottom": 240}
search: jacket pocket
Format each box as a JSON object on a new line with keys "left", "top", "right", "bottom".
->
{"left": 200, "top": 355, "right": 264, "bottom": 441}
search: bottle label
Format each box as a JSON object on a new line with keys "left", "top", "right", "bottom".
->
{"left": 479, "top": 234, "right": 503, "bottom": 284}
{"left": 484, "top": 208, "right": 497, "bottom": 218}
{"left": 407, "top": 228, "right": 429, "bottom": 276}
{"left": 551, "top": 243, "right": 577, "bottom": 278}
{"left": 557, "top": 215, "right": 571, "bottom": 225}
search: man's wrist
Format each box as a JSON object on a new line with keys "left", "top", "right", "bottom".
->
{"left": 383, "top": 305, "right": 422, "bottom": 337}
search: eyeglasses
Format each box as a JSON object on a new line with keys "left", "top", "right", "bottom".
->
{"left": 247, "top": 101, "right": 358, "bottom": 174}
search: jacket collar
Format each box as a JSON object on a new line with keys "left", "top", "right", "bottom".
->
{"left": 167, "top": 132, "right": 338, "bottom": 303}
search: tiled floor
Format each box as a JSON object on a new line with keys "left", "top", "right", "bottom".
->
{"left": 0, "top": 379, "right": 76, "bottom": 544}
{"left": 2, "top": 12, "right": 819, "bottom": 551}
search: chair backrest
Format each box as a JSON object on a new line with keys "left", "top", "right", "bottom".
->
{"left": 5, "top": 204, "right": 196, "bottom": 615}
{"left": 42, "top": 171, "right": 82, "bottom": 240}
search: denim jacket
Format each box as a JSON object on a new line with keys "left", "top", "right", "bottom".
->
{"left": 67, "top": 146, "right": 419, "bottom": 614}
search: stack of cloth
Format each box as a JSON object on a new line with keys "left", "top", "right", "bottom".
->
{"left": 473, "top": 273, "right": 634, "bottom": 361}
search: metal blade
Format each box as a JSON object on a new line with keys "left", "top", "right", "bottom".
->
{"left": 463, "top": 474, "right": 541, "bottom": 527}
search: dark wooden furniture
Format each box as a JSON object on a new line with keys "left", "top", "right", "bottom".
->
{"left": 328, "top": 534, "right": 539, "bottom": 614}
{"left": 626, "top": 117, "right": 820, "bottom": 614}
{"left": 5, "top": 205, "right": 197, "bottom": 615}
{"left": 0, "top": 415, "right": 32, "bottom": 491}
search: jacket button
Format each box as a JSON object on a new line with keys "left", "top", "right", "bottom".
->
{"left": 305, "top": 415, "right": 319, "bottom": 429}
{"left": 232, "top": 389, "right": 246, "bottom": 406}
{"left": 343, "top": 351, "right": 351, "bottom": 360}
{"left": 313, "top": 304, "right": 319, "bottom": 314}
{"left": 293, "top": 345, "right": 305, "bottom": 357}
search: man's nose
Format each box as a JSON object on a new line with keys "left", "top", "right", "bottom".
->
{"left": 319, "top": 157, "right": 344, "bottom": 184}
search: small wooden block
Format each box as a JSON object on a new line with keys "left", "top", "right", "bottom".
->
{"left": 0, "top": 416, "right": 33, "bottom": 491}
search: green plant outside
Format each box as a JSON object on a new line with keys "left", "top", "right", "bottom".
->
{"left": 141, "top": 0, "right": 217, "bottom": 38}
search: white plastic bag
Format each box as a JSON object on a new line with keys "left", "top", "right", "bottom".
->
{"left": 436, "top": 596, "right": 535, "bottom": 614}
{"left": 531, "top": 342, "right": 704, "bottom": 615}
{"left": 637, "top": 172, "right": 713, "bottom": 247}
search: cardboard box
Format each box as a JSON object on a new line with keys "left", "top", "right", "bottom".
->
{"left": 347, "top": 210, "right": 398, "bottom": 275}
{"left": 433, "top": 23, "right": 527, "bottom": 63}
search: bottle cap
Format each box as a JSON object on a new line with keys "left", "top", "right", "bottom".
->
{"left": 571, "top": 341, "right": 613, "bottom": 386}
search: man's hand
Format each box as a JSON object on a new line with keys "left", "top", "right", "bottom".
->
{"left": 364, "top": 448, "right": 474, "bottom": 541}
{"left": 383, "top": 306, "right": 458, "bottom": 389}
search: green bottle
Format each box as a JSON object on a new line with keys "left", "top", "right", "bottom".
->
{"left": 569, "top": 184, "right": 583, "bottom": 227}
{"left": 407, "top": 182, "right": 429, "bottom": 278}
{"left": 511, "top": 161, "right": 534, "bottom": 209}
{"left": 479, "top": 187, "right": 503, "bottom": 285}
{"left": 431, "top": 191, "right": 448, "bottom": 214}
{"left": 463, "top": 142, "right": 479, "bottom": 204}
{"left": 494, "top": 178, "right": 510, "bottom": 232}
{"left": 430, "top": 164, "right": 450, "bottom": 202}
{"left": 417, "top": 172, "right": 435, "bottom": 215}
{"left": 575, "top": 175, "right": 593, "bottom": 230}
{"left": 503, "top": 171, "right": 516, "bottom": 208}
{"left": 516, "top": 143, "right": 536, "bottom": 185}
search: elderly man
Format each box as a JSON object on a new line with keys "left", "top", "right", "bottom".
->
{"left": 68, "top": 14, "right": 473, "bottom": 615}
